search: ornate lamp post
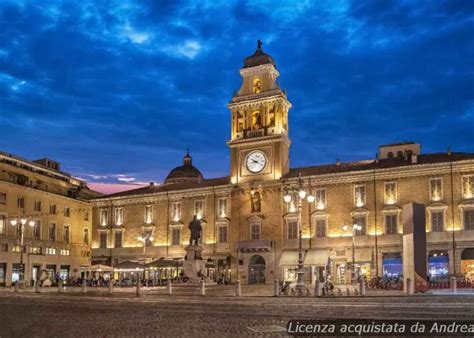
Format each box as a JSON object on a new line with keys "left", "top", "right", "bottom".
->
{"left": 342, "top": 220, "right": 362, "bottom": 284}
{"left": 283, "top": 173, "right": 315, "bottom": 295}
{"left": 10, "top": 215, "right": 35, "bottom": 286}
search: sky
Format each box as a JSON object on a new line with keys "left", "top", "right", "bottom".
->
{"left": 0, "top": 0, "right": 473, "bottom": 194}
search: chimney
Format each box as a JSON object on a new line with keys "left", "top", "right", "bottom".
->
{"left": 149, "top": 181, "right": 155, "bottom": 186}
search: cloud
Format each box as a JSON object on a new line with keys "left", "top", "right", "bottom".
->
{"left": 0, "top": 0, "right": 472, "bottom": 190}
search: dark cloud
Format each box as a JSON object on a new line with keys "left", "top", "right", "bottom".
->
{"left": 0, "top": 0, "right": 472, "bottom": 186}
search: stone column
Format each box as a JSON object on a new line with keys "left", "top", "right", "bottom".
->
{"left": 235, "top": 280, "right": 241, "bottom": 296}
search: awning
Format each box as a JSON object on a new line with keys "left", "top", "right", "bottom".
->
{"left": 279, "top": 251, "right": 301, "bottom": 267}
{"left": 81, "top": 264, "right": 113, "bottom": 272}
{"left": 304, "top": 250, "right": 330, "bottom": 266}
{"left": 113, "top": 261, "right": 145, "bottom": 271}
{"left": 146, "top": 259, "right": 183, "bottom": 269}
{"left": 346, "top": 248, "right": 373, "bottom": 263}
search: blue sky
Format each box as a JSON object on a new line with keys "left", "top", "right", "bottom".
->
{"left": 0, "top": 1, "right": 473, "bottom": 192}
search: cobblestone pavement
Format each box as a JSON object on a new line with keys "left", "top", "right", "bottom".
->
{"left": 0, "top": 286, "right": 473, "bottom": 337}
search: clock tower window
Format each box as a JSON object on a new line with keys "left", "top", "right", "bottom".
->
{"left": 251, "top": 111, "right": 262, "bottom": 130}
{"left": 253, "top": 78, "right": 261, "bottom": 94}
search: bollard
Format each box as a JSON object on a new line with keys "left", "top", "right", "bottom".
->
{"left": 200, "top": 280, "right": 205, "bottom": 296}
{"left": 35, "top": 279, "right": 40, "bottom": 293}
{"left": 406, "top": 278, "right": 414, "bottom": 295}
{"left": 167, "top": 278, "right": 172, "bottom": 295}
{"left": 14, "top": 282, "right": 19, "bottom": 293}
{"left": 235, "top": 280, "right": 241, "bottom": 296}
{"left": 451, "top": 277, "right": 457, "bottom": 294}
{"left": 274, "top": 279, "right": 279, "bottom": 297}
{"left": 136, "top": 278, "right": 141, "bottom": 297}
{"left": 314, "top": 281, "right": 321, "bottom": 297}
{"left": 82, "top": 279, "right": 87, "bottom": 293}
{"left": 58, "top": 280, "right": 63, "bottom": 293}
{"left": 359, "top": 279, "right": 366, "bottom": 296}
{"left": 108, "top": 279, "right": 114, "bottom": 293}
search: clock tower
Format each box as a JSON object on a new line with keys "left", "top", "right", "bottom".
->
{"left": 228, "top": 41, "right": 291, "bottom": 184}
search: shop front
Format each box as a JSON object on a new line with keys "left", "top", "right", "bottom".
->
{"left": 428, "top": 250, "right": 449, "bottom": 282}
{"left": 304, "top": 249, "right": 330, "bottom": 283}
{"left": 113, "top": 261, "right": 145, "bottom": 286}
{"left": 279, "top": 250, "right": 300, "bottom": 282}
{"left": 346, "top": 248, "right": 373, "bottom": 282}
{"left": 461, "top": 248, "right": 474, "bottom": 281}
{"left": 0, "top": 263, "right": 6, "bottom": 286}
{"left": 382, "top": 252, "right": 403, "bottom": 278}
{"left": 145, "top": 259, "right": 183, "bottom": 284}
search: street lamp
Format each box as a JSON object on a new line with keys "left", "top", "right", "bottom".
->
{"left": 283, "top": 173, "right": 315, "bottom": 296}
{"left": 342, "top": 220, "right": 362, "bottom": 284}
{"left": 10, "top": 215, "right": 35, "bottom": 286}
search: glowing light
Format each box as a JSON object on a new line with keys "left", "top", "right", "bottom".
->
{"left": 298, "top": 190, "right": 307, "bottom": 199}
{"left": 316, "top": 202, "right": 325, "bottom": 210}
{"left": 10, "top": 219, "right": 17, "bottom": 226}
{"left": 283, "top": 194, "right": 292, "bottom": 203}
{"left": 20, "top": 218, "right": 27, "bottom": 225}
{"left": 28, "top": 220, "right": 35, "bottom": 227}
{"left": 306, "top": 195, "right": 315, "bottom": 203}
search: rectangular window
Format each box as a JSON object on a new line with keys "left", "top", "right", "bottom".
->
{"left": 99, "top": 232, "right": 107, "bottom": 249}
{"left": 194, "top": 200, "right": 204, "bottom": 220}
{"left": 50, "top": 204, "right": 57, "bottom": 215}
{"left": 464, "top": 210, "right": 474, "bottom": 230}
{"left": 315, "top": 189, "right": 326, "bottom": 210}
{"left": 0, "top": 192, "right": 6, "bottom": 204}
{"left": 100, "top": 209, "right": 108, "bottom": 226}
{"left": 12, "top": 245, "right": 21, "bottom": 253}
{"left": 251, "top": 223, "right": 260, "bottom": 240}
{"left": 218, "top": 198, "right": 228, "bottom": 218}
{"left": 172, "top": 202, "right": 181, "bottom": 222}
{"left": 287, "top": 221, "right": 298, "bottom": 240}
{"left": 64, "top": 207, "right": 71, "bottom": 217}
{"left": 49, "top": 223, "right": 56, "bottom": 241}
{"left": 34, "top": 201, "right": 42, "bottom": 212}
{"left": 84, "top": 211, "right": 89, "bottom": 221}
{"left": 45, "top": 247, "right": 56, "bottom": 255}
{"left": 385, "top": 214, "right": 398, "bottom": 234}
{"left": 17, "top": 197, "right": 25, "bottom": 208}
{"left": 83, "top": 228, "right": 89, "bottom": 245}
{"left": 430, "top": 178, "right": 443, "bottom": 201}
{"left": 63, "top": 225, "right": 70, "bottom": 243}
{"left": 0, "top": 243, "right": 8, "bottom": 252}
{"left": 171, "top": 228, "right": 181, "bottom": 245}
{"left": 218, "top": 226, "right": 228, "bottom": 243}
{"left": 0, "top": 215, "right": 5, "bottom": 235}
{"left": 286, "top": 192, "right": 298, "bottom": 213}
{"left": 114, "top": 207, "right": 123, "bottom": 225}
{"left": 316, "top": 219, "right": 326, "bottom": 238}
{"left": 354, "top": 216, "right": 366, "bottom": 236}
{"left": 463, "top": 176, "right": 474, "bottom": 199}
{"left": 145, "top": 205, "right": 153, "bottom": 224}
{"left": 384, "top": 182, "right": 397, "bottom": 205}
{"left": 29, "top": 246, "right": 42, "bottom": 254}
{"left": 60, "top": 249, "right": 70, "bottom": 256}
{"left": 354, "top": 185, "right": 366, "bottom": 207}
{"left": 33, "top": 221, "right": 41, "bottom": 240}
{"left": 114, "top": 231, "right": 122, "bottom": 248}
{"left": 431, "top": 211, "right": 444, "bottom": 232}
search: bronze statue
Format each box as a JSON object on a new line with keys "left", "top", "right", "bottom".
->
{"left": 188, "top": 215, "right": 202, "bottom": 246}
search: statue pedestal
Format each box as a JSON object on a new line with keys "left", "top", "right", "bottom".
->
{"left": 183, "top": 245, "right": 206, "bottom": 284}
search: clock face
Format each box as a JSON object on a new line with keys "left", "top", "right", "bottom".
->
{"left": 246, "top": 151, "right": 267, "bottom": 173}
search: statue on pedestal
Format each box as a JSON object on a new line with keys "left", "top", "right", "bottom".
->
{"left": 188, "top": 215, "right": 202, "bottom": 246}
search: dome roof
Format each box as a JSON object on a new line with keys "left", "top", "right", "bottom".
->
{"left": 243, "top": 40, "right": 276, "bottom": 68}
{"left": 164, "top": 151, "right": 203, "bottom": 185}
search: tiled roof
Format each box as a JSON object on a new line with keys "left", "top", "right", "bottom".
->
{"left": 97, "top": 152, "right": 474, "bottom": 199}
{"left": 284, "top": 152, "right": 474, "bottom": 178}
{"left": 99, "top": 176, "right": 231, "bottom": 199}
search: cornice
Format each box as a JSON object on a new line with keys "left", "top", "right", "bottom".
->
{"left": 227, "top": 134, "right": 290, "bottom": 148}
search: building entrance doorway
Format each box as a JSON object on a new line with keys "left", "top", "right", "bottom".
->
{"left": 248, "top": 255, "right": 265, "bottom": 284}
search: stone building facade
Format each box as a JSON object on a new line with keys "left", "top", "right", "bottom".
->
{"left": 91, "top": 44, "right": 474, "bottom": 285}
{"left": 0, "top": 152, "right": 100, "bottom": 286}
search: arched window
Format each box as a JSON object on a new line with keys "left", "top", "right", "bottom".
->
{"left": 387, "top": 152, "right": 394, "bottom": 158}
{"left": 253, "top": 78, "right": 261, "bottom": 94}
{"left": 251, "top": 111, "right": 262, "bottom": 130}
{"left": 397, "top": 151, "right": 403, "bottom": 158}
